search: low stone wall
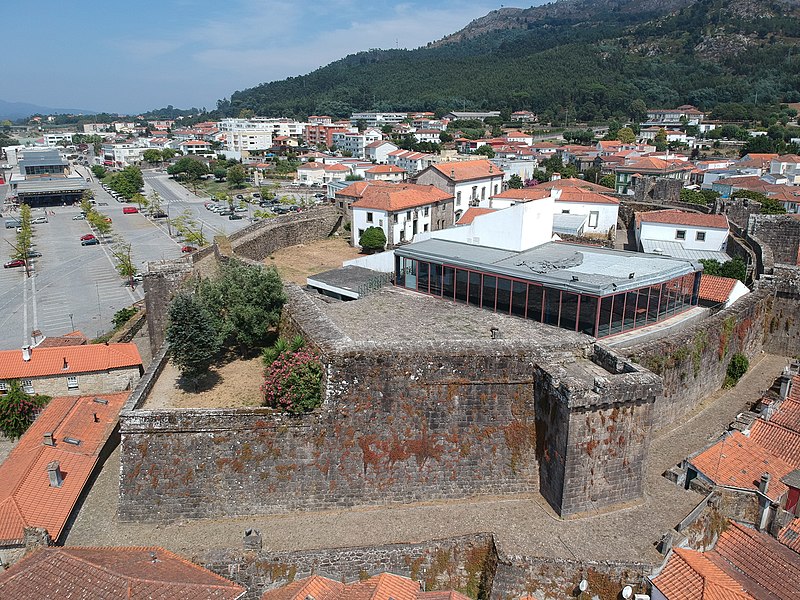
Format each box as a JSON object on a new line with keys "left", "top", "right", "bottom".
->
{"left": 198, "top": 534, "right": 495, "bottom": 600}
{"left": 624, "top": 290, "right": 771, "bottom": 430}
{"left": 763, "top": 265, "right": 800, "bottom": 357}
{"left": 748, "top": 214, "right": 800, "bottom": 267}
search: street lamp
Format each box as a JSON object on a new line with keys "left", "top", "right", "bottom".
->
{"left": 68, "top": 313, "right": 74, "bottom": 332}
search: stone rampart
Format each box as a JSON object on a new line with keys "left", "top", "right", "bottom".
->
{"left": 624, "top": 289, "right": 771, "bottom": 430}
{"left": 748, "top": 214, "right": 800, "bottom": 267}
{"left": 762, "top": 265, "right": 800, "bottom": 357}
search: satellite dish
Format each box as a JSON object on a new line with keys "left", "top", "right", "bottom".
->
{"left": 579, "top": 580, "right": 589, "bottom": 592}
{"left": 622, "top": 586, "right": 633, "bottom": 599}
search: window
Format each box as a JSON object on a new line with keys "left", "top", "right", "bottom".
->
{"left": 588, "top": 211, "right": 599, "bottom": 228}
{"left": 696, "top": 231, "right": 706, "bottom": 241}
{"left": 481, "top": 187, "right": 486, "bottom": 200}
{"left": 494, "top": 184, "right": 499, "bottom": 195}
{"left": 366, "top": 212, "right": 373, "bottom": 223}
{"left": 456, "top": 191, "right": 461, "bottom": 205}
{"left": 0, "top": 381, "right": 6, "bottom": 394}
{"left": 676, "top": 230, "right": 686, "bottom": 240}
{"left": 406, "top": 211, "right": 411, "bottom": 220}
{"left": 67, "top": 376, "right": 78, "bottom": 390}
{"left": 22, "top": 379, "right": 34, "bottom": 394}
{"left": 358, "top": 229, "right": 364, "bottom": 239}
{"left": 423, "top": 207, "right": 429, "bottom": 217}
{"left": 393, "top": 214, "right": 398, "bottom": 224}
{"left": 561, "top": 209, "right": 570, "bottom": 214}
{"left": 423, "top": 224, "right": 429, "bottom": 232}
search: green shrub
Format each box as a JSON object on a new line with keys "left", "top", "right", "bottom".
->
{"left": 0, "top": 381, "right": 51, "bottom": 440}
{"left": 725, "top": 353, "right": 749, "bottom": 387}
{"left": 359, "top": 226, "right": 386, "bottom": 253}
{"left": 261, "top": 348, "right": 322, "bottom": 414}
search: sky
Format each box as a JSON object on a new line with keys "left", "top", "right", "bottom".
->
{"left": 4, "top": 0, "right": 510, "bottom": 115}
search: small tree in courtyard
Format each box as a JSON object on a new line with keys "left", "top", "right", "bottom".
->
{"left": 725, "top": 353, "right": 749, "bottom": 388}
{"left": 359, "top": 226, "right": 386, "bottom": 253}
{"left": 166, "top": 292, "right": 221, "bottom": 386}
{"left": 0, "top": 381, "right": 50, "bottom": 440}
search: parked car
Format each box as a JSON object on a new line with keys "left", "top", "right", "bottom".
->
{"left": 72, "top": 213, "right": 86, "bottom": 220}
{"left": 122, "top": 206, "right": 139, "bottom": 214}
{"left": 80, "top": 233, "right": 96, "bottom": 241}
{"left": 273, "top": 205, "right": 291, "bottom": 214}
{"left": 252, "top": 192, "right": 261, "bottom": 198}
{"left": 26, "top": 251, "right": 42, "bottom": 258}
{"left": 104, "top": 217, "right": 112, "bottom": 223}
{"left": 233, "top": 206, "right": 248, "bottom": 213}
{"left": 181, "top": 245, "right": 197, "bottom": 253}
{"left": 3, "top": 259, "right": 25, "bottom": 268}
{"left": 97, "top": 202, "right": 109, "bottom": 206}
{"left": 235, "top": 194, "right": 244, "bottom": 199}
{"left": 81, "top": 238, "right": 100, "bottom": 246}
{"left": 218, "top": 209, "right": 232, "bottom": 216}
{"left": 228, "top": 213, "right": 243, "bottom": 220}
{"left": 31, "top": 216, "right": 48, "bottom": 224}
{"left": 151, "top": 211, "right": 168, "bottom": 219}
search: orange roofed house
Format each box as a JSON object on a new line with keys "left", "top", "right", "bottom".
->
{"left": 347, "top": 181, "right": 454, "bottom": 248}
{"left": 0, "top": 546, "right": 245, "bottom": 599}
{"left": 414, "top": 159, "right": 504, "bottom": 222}
{"left": 262, "top": 572, "right": 469, "bottom": 600}
{"left": 0, "top": 342, "right": 143, "bottom": 397}
{"left": 0, "top": 392, "right": 129, "bottom": 547}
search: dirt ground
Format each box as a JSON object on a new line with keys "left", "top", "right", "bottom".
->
{"left": 265, "top": 235, "right": 362, "bottom": 284}
{"left": 143, "top": 356, "right": 265, "bottom": 409}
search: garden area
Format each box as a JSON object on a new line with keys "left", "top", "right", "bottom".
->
{"left": 266, "top": 236, "right": 361, "bottom": 284}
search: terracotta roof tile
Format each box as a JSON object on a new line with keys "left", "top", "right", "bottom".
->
{"left": 492, "top": 188, "right": 552, "bottom": 202}
{"left": 771, "top": 398, "right": 800, "bottom": 434}
{"left": 430, "top": 159, "right": 503, "bottom": 182}
{"left": 366, "top": 165, "right": 405, "bottom": 173}
{"left": 749, "top": 419, "right": 800, "bottom": 465}
{"left": 651, "top": 547, "right": 751, "bottom": 600}
{"left": 262, "top": 573, "right": 469, "bottom": 600}
{"left": 711, "top": 521, "right": 800, "bottom": 599}
{"left": 779, "top": 517, "right": 800, "bottom": 555}
{"left": 556, "top": 189, "right": 620, "bottom": 205}
{"left": 0, "top": 392, "right": 129, "bottom": 544}
{"left": 698, "top": 275, "right": 739, "bottom": 304}
{"left": 0, "top": 546, "right": 245, "bottom": 599}
{"left": 688, "top": 431, "right": 791, "bottom": 501}
{"left": 352, "top": 183, "right": 453, "bottom": 212}
{"left": 457, "top": 207, "right": 497, "bottom": 225}
{"left": 617, "top": 157, "right": 693, "bottom": 173}
{"left": 0, "top": 343, "right": 142, "bottom": 380}
{"left": 636, "top": 209, "right": 729, "bottom": 229}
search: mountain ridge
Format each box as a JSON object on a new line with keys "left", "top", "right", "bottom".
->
{"left": 0, "top": 98, "right": 97, "bottom": 121}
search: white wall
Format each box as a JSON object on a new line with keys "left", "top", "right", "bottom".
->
{"left": 433, "top": 196, "right": 554, "bottom": 252}
{"left": 352, "top": 207, "right": 389, "bottom": 248}
{"left": 726, "top": 280, "right": 750, "bottom": 308}
{"left": 344, "top": 250, "right": 395, "bottom": 272}
{"left": 554, "top": 201, "right": 618, "bottom": 235}
{"left": 638, "top": 221, "right": 728, "bottom": 251}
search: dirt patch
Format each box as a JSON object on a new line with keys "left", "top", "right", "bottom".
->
{"left": 265, "top": 236, "right": 362, "bottom": 284}
{"left": 144, "top": 356, "right": 265, "bottom": 409}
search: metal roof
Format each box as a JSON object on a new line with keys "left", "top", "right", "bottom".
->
{"left": 396, "top": 238, "right": 700, "bottom": 296}
{"left": 18, "top": 150, "right": 67, "bottom": 169}
{"left": 15, "top": 177, "right": 88, "bottom": 194}
{"left": 552, "top": 213, "right": 587, "bottom": 236}
{"left": 641, "top": 239, "right": 731, "bottom": 263}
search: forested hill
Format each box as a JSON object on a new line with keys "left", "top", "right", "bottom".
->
{"left": 220, "top": 0, "right": 800, "bottom": 122}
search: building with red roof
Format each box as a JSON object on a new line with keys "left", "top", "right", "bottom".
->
{"left": 635, "top": 210, "right": 730, "bottom": 262}
{"left": 261, "top": 572, "right": 469, "bottom": 600}
{"left": 0, "top": 392, "right": 129, "bottom": 546}
{"left": 0, "top": 342, "right": 143, "bottom": 398}
{"left": 365, "top": 164, "right": 406, "bottom": 182}
{"left": 415, "top": 159, "right": 504, "bottom": 222}
{"left": 615, "top": 157, "right": 694, "bottom": 195}
{"left": 697, "top": 274, "right": 749, "bottom": 309}
{"left": 0, "top": 546, "right": 245, "bottom": 599}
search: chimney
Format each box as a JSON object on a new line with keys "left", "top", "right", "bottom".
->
{"left": 31, "top": 329, "right": 43, "bottom": 346}
{"left": 779, "top": 367, "right": 793, "bottom": 400}
{"left": 22, "top": 345, "right": 31, "bottom": 362}
{"left": 47, "top": 461, "right": 63, "bottom": 488}
{"left": 757, "top": 472, "right": 772, "bottom": 531}
{"left": 551, "top": 172, "right": 561, "bottom": 181}
{"left": 759, "top": 472, "right": 771, "bottom": 495}
{"left": 43, "top": 432, "right": 55, "bottom": 446}
{"left": 243, "top": 528, "right": 263, "bottom": 550}
{"left": 62, "top": 356, "right": 69, "bottom": 370}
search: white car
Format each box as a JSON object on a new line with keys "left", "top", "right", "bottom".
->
{"left": 72, "top": 214, "right": 86, "bottom": 220}
{"left": 31, "top": 216, "right": 48, "bottom": 224}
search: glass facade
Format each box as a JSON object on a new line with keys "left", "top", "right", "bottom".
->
{"left": 395, "top": 256, "right": 700, "bottom": 339}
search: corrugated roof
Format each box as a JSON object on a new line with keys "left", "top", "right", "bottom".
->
{"left": 0, "top": 392, "right": 129, "bottom": 544}
{"left": 0, "top": 546, "right": 245, "bottom": 599}
{"left": 640, "top": 239, "right": 732, "bottom": 263}
{"left": 0, "top": 343, "right": 142, "bottom": 380}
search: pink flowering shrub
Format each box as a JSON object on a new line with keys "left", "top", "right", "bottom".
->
{"left": 261, "top": 349, "right": 323, "bottom": 414}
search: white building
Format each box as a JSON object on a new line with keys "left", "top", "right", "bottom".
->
{"left": 331, "top": 128, "right": 382, "bottom": 158}
{"left": 350, "top": 112, "right": 407, "bottom": 127}
{"left": 770, "top": 154, "right": 800, "bottom": 185}
{"left": 635, "top": 209, "right": 730, "bottom": 261}
{"left": 42, "top": 132, "right": 74, "bottom": 147}
{"left": 364, "top": 140, "right": 399, "bottom": 164}
{"left": 295, "top": 162, "right": 351, "bottom": 185}
{"left": 387, "top": 150, "right": 437, "bottom": 174}
{"left": 364, "top": 165, "right": 406, "bottom": 182}
{"left": 101, "top": 142, "right": 146, "bottom": 168}
{"left": 415, "top": 159, "right": 505, "bottom": 222}
{"left": 413, "top": 129, "right": 442, "bottom": 144}
{"left": 219, "top": 117, "right": 307, "bottom": 159}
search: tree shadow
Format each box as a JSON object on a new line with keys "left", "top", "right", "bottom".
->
{"left": 176, "top": 370, "right": 222, "bottom": 393}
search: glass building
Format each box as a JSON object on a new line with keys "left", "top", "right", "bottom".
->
{"left": 395, "top": 238, "right": 702, "bottom": 339}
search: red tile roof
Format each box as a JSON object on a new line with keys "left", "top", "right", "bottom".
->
{"left": 430, "top": 159, "right": 503, "bottom": 182}
{"left": 0, "top": 393, "right": 129, "bottom": 544}
{"left": 779, "top": 517, "right": 800, "bottom": 554}
{"left": 770, "top": 398, "right": 800, "bottom": 433}
{"left": 492, "top": 188, "right": 552, "bottom": 202}
{"left": 352, "top": 183, "right": 453, "bottom": 212}
{"left": 617, "top": 157, "right": 693, "bottom": 173}
{"left": 749, "top": 419, "right": 800, "bottom": 465}
{"left": 366, "top": 165, "right": 405, "bottom": 173}
{"left": 636, "top": 209, "right": 729, "bottom": 229}
{"left": 712, "top": 521, "right": 800, "bottom": 599}
{"left": 651, "top": 547, "right": 751, "bottom": 600}
{"left": 698, "top": 275, "right": 739, "bottom": 304}
{"left": 688, "top": 431, "right": 792, "bottom": 501}
{"left": 457, "top": 207, "right": 497, "bottom": 225}
{"left": 262, "top": 573, "right": 469, "bottom": 600}
{"left": 0, "top": 343, "right": 142, "bottom": 380}
{"left": 556, "top": 189, "right": 620, "bottom": 205}
{"left": 36, "top": 331, "right": 88, "bottom": 348}
{"left": 0, "top": 546, "right": 245, "bottom": 599}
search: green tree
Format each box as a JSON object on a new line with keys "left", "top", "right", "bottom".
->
{"left": 111, "top": 242, "right": 137, "bottom": 287}
{"left": 725, "top": 353, "right": 749, "bottom": 387}
{"left": 131, "top": 193, "right": 148, "bottom": 212}
{"left": 732, "top": 190, "right": 786, "bottom": 214}
{"left": 213, "top": 166, "right": 227, "bottom": 181}
{"left": 197, "top": 260, "right": 286, "bottom": 354}
{"left": 142, "top": 149, "right": 162, "bottom": 164}
{"left": 109, "top": 165, "right": 144, "bottom": 199}
{"left": 680, "top": 188, "right": 709, "bottom": 205}
{"left": 508, "top": 174, "right": 524, "bottom": 189}
{"left": 147, "top": 190, "right": 163, "bottom": 216}
{"left": 700, "top": 258, "right": 747, "bottom": 283}
{"left": 475, "top": 144, "right": 496, "bottom": 158}
{"left": 90, "top": 165, "right": 107, "bottom": 179}
{"left": 161, "top": 148, "right": 177, "bottom": 161}
{"left": 171, "top": 209, "right": 208, "bottom": 247}
{"left": 166, "top": 292, "right": 221, "bottom": 385}
{"left": 359, "top": 226, "right": 386, "bottom": 253}
{"left": 0, "top": 381, "right": 50, "bottom": 440}
{"left": 88, "top": 211, "right": 112, "bottom": 238}
{"left": 654, "top": 129, "right": 668, "bottom": 152}
{"left": 227, "top": 163, "right": 247, "bottom": 188}
{"left": 599, "top": 174, "right": 616, "bottom": 189}
{"left": 616, "top": 127, "right": 636, "bottom": 144}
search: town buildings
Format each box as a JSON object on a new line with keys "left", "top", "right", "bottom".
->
{"left": 635, "top": 210, "right": 730, "bottom": 262}
{"left": 415, "top": 159, "right": 505, "bottom": 222}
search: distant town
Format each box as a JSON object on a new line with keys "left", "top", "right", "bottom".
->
{"left": 1, "top": 102, "right": 799, "bottom": 599}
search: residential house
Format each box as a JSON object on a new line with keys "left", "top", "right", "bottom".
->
{"left": 262, "top": 572, "right": 469, "bottom": 600}
{"left": 179, "top": 139, "right": 214, "bottom": 156}
{"left": 0, "top": 342, "right": 143, "bottom": 397}
{"left": 295, "top": 162, "right": 351, "bottom": 186}
{"left": 635, "top": 209, "right": 729, "bottom": 262}
{"left": 364, "top": 140, "right": 399, "bottom": 164}
{"left": 736, "top": 153, "right": 779, "bottom": 174}
{"left": 615, "top": 157, "right": 694, "bottom": 196}
{"left": 364, "top": 164, "right": 406, "bottom": 182}
{"left": 771, "top": 154, "right": 800, "bottom": 185}
{"left": 413, "top": 129, "right": 442, "bottom": 144}
{"left": 644, "top": 105, "right": 705, "bottom": 127}
{"left": 697, "top": 274, "right": 749, "bottom": 309}
{"left": 0, "top": 392, "right": 129, "bottom": 546}
{"left": 304, "top": 122, "right": 354, "bottom": 148}
{"left": 387, "top": 149, "right": 437, "bottom": 174}
{"left": 530, "top": 141, "right": 558, "bottom": 155}
{"left": 415, "top": 158, "right": 505, "bottom": 222}
{"left": 504, "top": 131, "right": 534, "bottom": 145}
{"left": 349, "top": 182, "right": 454, "bottom": 248}
{"left": 349, "top": 112, "right": 407, "bottom": 127}
{"left": 101, "top": 142, "right": 146, "bottom": 168}
{"left": 511, "top": 110, "right": 538, "bottom": 123}
{"left": 331, "top": 128, "right": 382, "bottom": 158}
{"left": 0, "top": 546, "right": 245, "bottom": 599}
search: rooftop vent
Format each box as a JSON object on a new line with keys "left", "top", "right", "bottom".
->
{"left": 43, "top": 432, "right": 55, "bottom": 446}
{"left": 47, "top": 461, "right": 63, "bottom": 488}
{"left": 92, "top": 397, "right": 108, "bottom": 405}
{"left": 63, "top": 437, "right": 81, "bottom": 446}
{"left": 62, "top": 357, "right": 69, "bottom": 370}
{"left": 22, "top": 346, "right": 31, "bottom": 362}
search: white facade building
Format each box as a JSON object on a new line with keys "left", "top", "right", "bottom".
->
{"left": 635, "top": 209, "right": 730, "bottom": 261}
{"left": 364, "top": 140, "right": 399, "bottom": 164}
{"left": 350, "top": 112, "right": 407, "bottom": 127}
{"left": 219, "top": 117, "right": 308, "bottom": 159}
{"left": 101, "top": 142, "right": 146, "bottom": 168}
{"left": 331, "top": 128, "right": 382, "bottom": 158}
{"left": 42, "top": 132, "right": 75, "bottom": 147}
{"left": 415, "top": 159, "right": 505, "bottom": 222}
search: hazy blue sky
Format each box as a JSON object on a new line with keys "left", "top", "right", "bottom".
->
{"left": 5, "top": 0, "right": 511, "bottom": 115}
